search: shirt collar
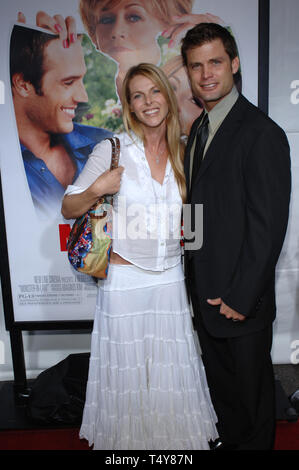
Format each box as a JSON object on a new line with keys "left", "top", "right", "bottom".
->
{"left": 207, "top": 86, "right": 239, "bottom": 134}
{"left": 122, "top": 130, "right": 143, "bottom": 148}
{"left": 122, "top": 130, "right": 172, "bottom": 179}
{"left": 63, "top": 125, "right": 98, "bottom": 152}
{"left": 20, "top": 123, "right": 97, "bottom": 159}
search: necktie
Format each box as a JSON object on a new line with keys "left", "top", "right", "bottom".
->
{"left": 191, "top": 113, "right": 209, "bottom": 186}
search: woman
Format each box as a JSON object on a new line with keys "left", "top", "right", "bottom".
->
{"left": 62, "top": 63, "right": 218, "bottom": 450}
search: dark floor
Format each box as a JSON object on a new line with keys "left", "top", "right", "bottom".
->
{"left": 0, "top": 364, "right": 298, "bottom": 431}
{"left": 274, "top": 364, "right": 299, "bottom": 421}
{"left": 274, "top": 364, "right": 299, "bottom": 397}
{"left": 0, "top": 379, "right": 80, "bottom": 431}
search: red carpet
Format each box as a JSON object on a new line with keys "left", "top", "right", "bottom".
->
{"left": 0, "top": 427, "right": 91, "bottom": 451}
{"left": 0, "top": 422, "right": 298, "bottom": 450}
{"left": 274, "top": 420, "right": 299, "bottom": 450}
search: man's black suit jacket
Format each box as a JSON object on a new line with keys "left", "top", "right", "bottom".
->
{"left": 184, "top": 94, "right": 291, "bottom": 338}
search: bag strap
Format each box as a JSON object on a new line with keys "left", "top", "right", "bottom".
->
{"left": 97, "top": 137, "right": 120, "bottom": 208}
{"left": 86, "top": 137, "right": 121, "bottom": 213}
{"left": 106, "top": 137, "right": 120, "bottom": 170}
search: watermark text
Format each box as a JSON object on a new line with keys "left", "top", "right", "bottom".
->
{"left": 290, "top": 340, "right": 299, "bottom": 364}
{"left": 94, "top": 198, "right": 204, "bottom": 251}
{"left": 290, "top": 80, "right": 299, "bottom": 104}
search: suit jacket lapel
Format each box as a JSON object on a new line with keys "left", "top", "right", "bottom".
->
{"left": 191, "top": 95, "right": 248, "bottom": 189}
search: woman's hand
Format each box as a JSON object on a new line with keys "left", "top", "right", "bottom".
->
{"left": 17, "top": 12, "right": 26, "bottom": 23}
{"left": 162, "top": 13, "right": 224, "bottom": 48}
{"left": 61, "top": 167, "right": 124, "bottom": 220}
{"left": 17, "top": 11, "right": 78, "bottom": 47}
{"left": 90, "top": 167, "right": 124, "bottom": 198}
{"left": 36, "top": 11, "right": 78, "bottom": 46}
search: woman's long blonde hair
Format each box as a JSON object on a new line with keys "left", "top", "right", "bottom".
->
{"left": 121, "top": 63, "right": 186, "bottom": 203}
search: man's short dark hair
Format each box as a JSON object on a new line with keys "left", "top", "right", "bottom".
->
{"left": 181, "top": 23, "right": 239, "bottom": 67}
{"left": 10, "top": 25, "right": 56, "bottom": 96}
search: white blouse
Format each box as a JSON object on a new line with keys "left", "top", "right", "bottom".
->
{"left": 65, "top": 132, "right": 183, "bottom": 271}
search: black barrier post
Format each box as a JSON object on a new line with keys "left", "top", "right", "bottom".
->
{"left": 9, "top": 329, "right": 30, "bottom": 399}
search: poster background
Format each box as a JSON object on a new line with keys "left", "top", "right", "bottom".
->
{"left": 0, "top": 0, "right": 297, "bottom": 381}
{"left": 0, "top": 0, "right": 259, "bottom": 323}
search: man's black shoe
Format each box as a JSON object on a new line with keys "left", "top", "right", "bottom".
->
{"left": 209, "top": 438, "right": 237, "bottom": 450}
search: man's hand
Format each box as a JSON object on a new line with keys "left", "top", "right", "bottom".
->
{"left": 207, "top": 298, "right": 246, "bottom": 321}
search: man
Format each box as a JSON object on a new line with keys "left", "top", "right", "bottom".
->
{"left": 10, "top": 24, "right": 111, "bottom": 218}
{"left": 182, "top": 23, "right": 291, "bottom": 450}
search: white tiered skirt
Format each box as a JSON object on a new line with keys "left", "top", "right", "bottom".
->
{"left": 80, "top": 263, "right": 218, "bottom": 450}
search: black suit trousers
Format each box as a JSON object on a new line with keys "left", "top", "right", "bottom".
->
{"left": 189, "top": 269, "right": 276, "bottom": 450}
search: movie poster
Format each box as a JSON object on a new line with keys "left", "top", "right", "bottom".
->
{"left": 0, "top": 0, "right": 259, "bottom": 322}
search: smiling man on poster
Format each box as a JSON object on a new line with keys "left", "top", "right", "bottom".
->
{"left": 10, "top": 24, "right": 111, "bottom": 219}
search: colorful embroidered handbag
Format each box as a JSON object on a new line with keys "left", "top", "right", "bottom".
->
{"left": 67, "top": 137, "right": 120, "bottom": 279}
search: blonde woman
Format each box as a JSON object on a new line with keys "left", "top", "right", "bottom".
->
{"left": 62, "top": 63, "right": 218, "bottom": 450}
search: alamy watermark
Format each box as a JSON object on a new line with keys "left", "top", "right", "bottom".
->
{"left": 290, "top": 80, "right": 299, "bottom": 105}
{"left": 290, "top": 340, "right": 299, "bottom": 364}
{"left": 94, "top": 197, "right": 203, "bottom": 251}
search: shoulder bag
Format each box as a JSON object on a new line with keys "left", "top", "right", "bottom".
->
{"left": 67, "top": 137, "right": 120, "bottom": 279}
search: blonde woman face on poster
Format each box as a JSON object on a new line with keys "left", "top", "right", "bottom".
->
{"left": 94, "top": 1, "right": 164, "bottom": 71}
